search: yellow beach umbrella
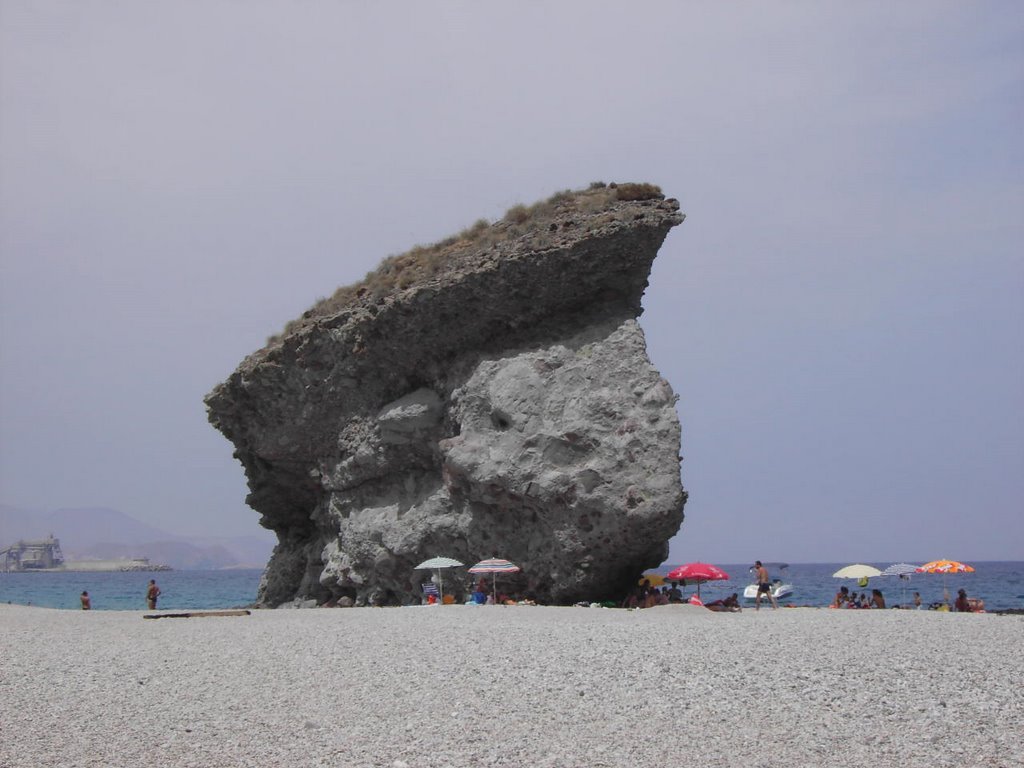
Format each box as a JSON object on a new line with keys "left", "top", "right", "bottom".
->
{"left": 639, "top": 573, "right": 666, "bottom": 588}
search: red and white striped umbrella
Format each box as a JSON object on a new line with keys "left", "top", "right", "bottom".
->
{"left": 468, "top": 558, "right": 521, "bottom": 602}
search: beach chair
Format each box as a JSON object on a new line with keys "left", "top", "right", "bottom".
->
{"left": 422, "top": 582, "right": 439, "bottom": 604}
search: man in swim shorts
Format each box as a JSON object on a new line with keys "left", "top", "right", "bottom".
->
{"left": 753, "top": 560, "right": 778, "bottom": 611}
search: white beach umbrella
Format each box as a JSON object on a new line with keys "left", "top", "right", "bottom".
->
{"left": 833, "top": 564, "right": 882, "bottom": 591}
{"left": 832, "top": 564, "right": 882, "bottom": 579}
{"left": 414, "top": 557, "right": 464, "bottom": 602}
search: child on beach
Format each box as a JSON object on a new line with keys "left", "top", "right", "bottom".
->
{"left": 80, "top": 591, "right": 91, "bottom": 610}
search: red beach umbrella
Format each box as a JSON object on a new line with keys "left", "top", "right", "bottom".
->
{"left": 666, "top": 562, "right": 730, "bottom": 599}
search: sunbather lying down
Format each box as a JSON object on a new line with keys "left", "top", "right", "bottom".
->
{"left": 705, "top": 593, "right": 741, "bottom": 612}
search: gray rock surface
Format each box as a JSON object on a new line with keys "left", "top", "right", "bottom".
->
{"left": 205, "top": 184, "right": 687, "bottom": 606}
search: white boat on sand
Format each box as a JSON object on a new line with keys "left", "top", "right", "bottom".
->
{"left": 742, "top": 563, "right": 794, "bottom": 601}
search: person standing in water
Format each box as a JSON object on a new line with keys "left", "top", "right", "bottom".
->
{"left": 80, "top": 591, "right": 91, "bottom": 610}
{"left": 146, "top": 579, "right": 161, "bottom": 610}
{"left": 753, "top": 560, "right": 778, "bottom": 611}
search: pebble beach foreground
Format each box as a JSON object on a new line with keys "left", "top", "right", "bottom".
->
{"left": 2, "top": 604, "right": 1021, "bottom": 768}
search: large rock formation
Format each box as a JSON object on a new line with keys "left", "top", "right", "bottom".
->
{"left": 205, "top": 183, "right": 687, "bottom": 606}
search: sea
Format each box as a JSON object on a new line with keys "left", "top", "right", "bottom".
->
{"left": 1, "top": 562, "right": 1022, "bottom": 612}
{"left": 0, "top": 568, "right": 264, "bottom": 612}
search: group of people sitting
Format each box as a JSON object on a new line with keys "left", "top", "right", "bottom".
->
{"left": 831, "top": 586, "right": 984, "bottom": 611}
{"left": 943, "top": 588, "right": 984, "bottom": 612}
{"left": 623, "top": 580, "right": 683, "bottom": 608}
{"left": 623, "top": 580, "right": 743, "bottom": 611}
{"left": 831, "top": 586, "right": 886, "bottom": 609}
{"left": 917, "top": 588, "right": 984, "bottom": 611}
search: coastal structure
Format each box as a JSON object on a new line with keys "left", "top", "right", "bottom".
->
{"left": 62, "top": 557, "right": 172, "bottom": 573}
{"left": 206, "top": 183, "right": 687, "bottom": 606}
{"left": 0, "top": 535, "right": 64, "bottom": 571}
{"left": 0, "top": 536, "right": 171, "bottom": 573}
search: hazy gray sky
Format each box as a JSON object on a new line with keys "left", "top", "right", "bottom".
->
{"left": 2, "top": 3, "right": 1021, "bottom": 564}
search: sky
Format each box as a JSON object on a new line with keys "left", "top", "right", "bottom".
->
{"left": 1, "top": 2, "right": 1021, "bottom": 565}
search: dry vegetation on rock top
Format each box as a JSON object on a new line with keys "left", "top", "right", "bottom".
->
{"left": 270, "top": 182, "right": 673, "bottom": 345}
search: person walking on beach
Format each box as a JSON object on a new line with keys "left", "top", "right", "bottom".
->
{"left": 753, "top": 561, "right": 778, "bottom": 610}
{"left": 146, "top": 579, "right": 161, "bottom": 610}
{"left": 80, "top": 591, "right": 91, "bottom": 610}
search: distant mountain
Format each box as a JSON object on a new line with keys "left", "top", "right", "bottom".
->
{"left": 45, "top": 506, "right": 176, "bottom": 547}
{"left": 0, "top": 505, "right": 274, "bottom": 570}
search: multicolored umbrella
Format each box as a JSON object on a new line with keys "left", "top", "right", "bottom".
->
{"left": 917, "top": 560, "right": 974, "bottom": 605}
{"left": 468, "top": 558, "right": 521, "bottom": 602}
{"left": 665, "top": 562, "right": 730, "bottom": 599}
{"left": 414, "top": 557, "right": 464, "bottom": 602}
{"left": 916, "top": 560, "right": 974, "bottom": 574}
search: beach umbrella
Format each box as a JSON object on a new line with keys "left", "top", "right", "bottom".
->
{"left": 832, "top": 564, "right": 882, "bottom": 590}
{"left": 665, "top": 562, "right": 730, "bottom": 599}
{"left": 468, "top": 558, "right": 521, "bottom": 602}
{"left": 917, "top": 560, "right": 974, "bottom": 604}
{"left": 414, "top": 557, "right": 464, "bottom": 602}
{"left": 882, "top": 563, "right": 919, "bottom": 576}
{"left": 881, "top": 563, "right": 919, "bottom": 606}
{"left": 639, "top": 573, "right": 666, "bottom": 588}
{"left": 833, "top": 564, "right": 882, "bottom": 579}
{"left": 916, "top": 559, "right": 974, "bottom": 574}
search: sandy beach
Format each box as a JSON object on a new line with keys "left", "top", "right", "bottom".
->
{"left": 2, "top": 603, "right": 1021, "bottom": 768}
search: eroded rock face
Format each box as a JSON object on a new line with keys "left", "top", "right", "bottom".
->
{"left": 206, "top": 186, "right": 687, "bottom": 606}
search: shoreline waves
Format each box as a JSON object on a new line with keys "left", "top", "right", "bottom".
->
{"left": 2, "top": 603, "right": 1022, "bottom": 768}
